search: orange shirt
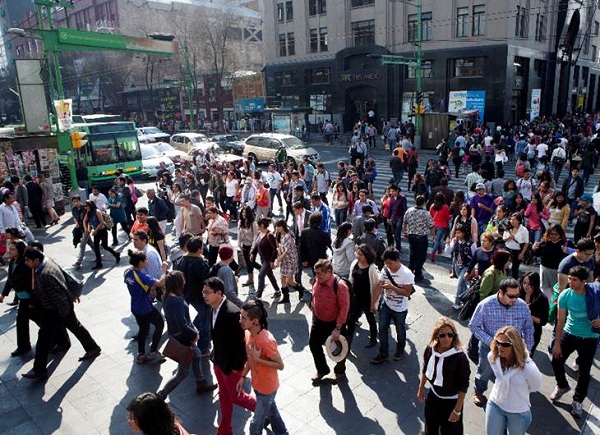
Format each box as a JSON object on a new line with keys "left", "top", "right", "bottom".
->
{"left": 245, "top": 329, "right": 280, "bottom": 395}
{"left": 394, "top": 146, "right": 406, "bottom": 161}
{"left": 130, "top": 220, "right": 149, "bottom": 235}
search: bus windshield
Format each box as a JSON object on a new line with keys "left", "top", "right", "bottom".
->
{"left": 89, "top": 131, "right": 141, "bottom": 165}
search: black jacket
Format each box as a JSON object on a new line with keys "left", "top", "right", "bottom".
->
{"left": 212, "top": 299, "right": 246, "bottom": 374}
{"left": 149, "top": 196, "right": 169, "bottom": 221}
{"left": 300, "top": 228, "right": 330, "bottom": 267}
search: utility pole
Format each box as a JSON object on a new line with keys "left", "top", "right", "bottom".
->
{"left": 372, "top": 0, "right": 423, "bottom": 149}
{"left": 184, "top": 39, "right": 194, "bottom": 130}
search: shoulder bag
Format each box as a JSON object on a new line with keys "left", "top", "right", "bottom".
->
{"left": 162, "top": 337, "right": 195, "bottom": 367}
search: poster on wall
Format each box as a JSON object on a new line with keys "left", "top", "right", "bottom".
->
{"left": 272, "top": 115, "right": 291, "bottom": 134}
{"left": 530, "top": 89, "right": 541, "bottom": 121}
{"left": 53, "top": 98, "right": 73, "bottom": 132}
{"left": 448, "top": 90, "right": 486, "bottom": 124}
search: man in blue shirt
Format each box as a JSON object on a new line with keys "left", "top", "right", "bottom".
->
{"left": 310, "top": 193, "right": 331, "bottom": 235}
{"left": 470, "top": 183, "right": 495, "bottom": 234}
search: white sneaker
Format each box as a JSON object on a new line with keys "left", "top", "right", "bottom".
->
{"left": 572, "top": 360, "right": 579, "bottom": 372}
{"left": 452, "top": 304, "right": 463, "bottom": 310}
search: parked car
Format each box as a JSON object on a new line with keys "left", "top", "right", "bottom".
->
{"left": 170, "top": 132, "right": 218, "bottom": 152}
{"left": 243, "top": 133, "right": 320, "bottom": 165}
{"left": 211, "top": 134, "right": 245, "bottom": 155}
{"left": 152, "top": 142, "right": 188, "bottom": 165}
{"left": 137, "top": 126, "right": 170, "bottom": 143}
{"left": 141, "top": 144, "right": 175, "bottom": 178}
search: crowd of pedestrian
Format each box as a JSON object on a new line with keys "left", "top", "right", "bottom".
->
{"left": 1, "top": 113, "right": 600, "bottom": 434}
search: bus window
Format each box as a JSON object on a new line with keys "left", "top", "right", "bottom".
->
{"left": 90, "top": 137, "right": 119, "bottom": 165}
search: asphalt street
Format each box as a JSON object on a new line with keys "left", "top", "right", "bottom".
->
{"left": 0, "top": 142, "right": 598, "bottom": 434}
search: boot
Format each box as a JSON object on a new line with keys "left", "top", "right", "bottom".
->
{"left": 196, "top": 380, "right": 217, "bottom": 395}
{"left": 293, "top": 282, "right": 305, "bottom": 300}
{"left": 278, "top": 287, "right": 290, "bottom": 304}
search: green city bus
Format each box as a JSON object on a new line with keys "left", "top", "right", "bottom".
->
{"left": 68, "top": 116, "right": 143, "bottom": 190}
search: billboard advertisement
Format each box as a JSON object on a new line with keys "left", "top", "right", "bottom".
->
{"left": 448, "top": 90, "right": 486, "bottom": 123}
{"left": 530, "top": 89, "right": 541, "bottom": 121}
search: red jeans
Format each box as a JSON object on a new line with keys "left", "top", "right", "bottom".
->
{"left": 215, "top": 365, "right": 256, "bottom": 435}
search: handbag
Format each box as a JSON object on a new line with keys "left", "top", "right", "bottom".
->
{"left": 162, "top": 337, "right": 195, "bottom": 367}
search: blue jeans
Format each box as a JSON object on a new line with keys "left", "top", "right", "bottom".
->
{"left": 250, "top": 391, "right": 288, "bottom": 435}
{"left": 392, "top": 170, "right": 403, "bottom": 184}
{"left": 334, "top": 209, "right": 347, "bottom": 227}
{"left": 529, "top": 228, "right": 542, "bottom": 244}
{"left": 454, "top": 264, "right": 468, "bottom": 305}
{"left": 431, "top": 226, "right": 447, "bottom": 254}
{"left": 485, "top": 401, "right": 532, "bottom": 435}
{"left": 377, "top": 302, "right": 407, "bottom": 357}
{"left": 475, "top": 341, "right": 493, "bottom": 394}
{"left": 393, "top": 218, "right": 404, "bottom": 251}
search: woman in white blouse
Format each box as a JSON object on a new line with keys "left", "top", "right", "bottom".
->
{"left": 485, "top": 326, "right": 542, "bottom": 435}
{"left": 503, "top": 212, "right": 529, "bottom": 279}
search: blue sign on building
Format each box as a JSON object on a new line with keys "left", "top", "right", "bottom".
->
{"left": 238, "top": 98, "right": 265, "bottom": 113}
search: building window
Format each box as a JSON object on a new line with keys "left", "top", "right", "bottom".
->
{"left": 535, "top": 13, "right": 545, "bottom": 41}
{"left": 280, "top": 95, "right": 300, "bottom": 108}
{"left": 516, "top": 6, "right": 529, "bottom": 38}
{"left": 408, "top": 14, "right": 417, "bottom": 42}
{"left": 408, "top": 12, "right": 432, "bottom": 42}
{"left": 595, "top": 21, "right": 600, "bottom": 36}
{"left": 286, "top": 1, "right": 293, "bottom": 21}
{"left": 287, "top": 32, "right": 295, "bottom": 56}
{"left": 308, "top": 68, "right": 330, "bottom": 84}
{"left": 534, "top": 59, "right": 545, "bottom": 78}
{"left": 408, "top": 60, "right": 433, "bottom": 78}
{"left": 279, "top": 34, "right": 287, "bottom": 56}
{"left": 457, "top": 7, "right": 468, "bottom": 38}
{"left": 277, "top": 3, "right": 284, "bottom": 23}
{"left": 454, "top": 57, "right": 484, "bottom": 77}
{"left": 309, "top": 0, "right": 326, "bottom": 16}
{"left": 310, "top": 28, "right": 318, "bottom": 53}
{"left": 422, "top": 12, "right": 432, "bottom": 41}
{"left": 473, "top": 5, "right": 485, "bottom": 36}
{"left": 351, "top": 0, "right": 374, "bottom": 7}
{"left": 352, "top": 19, "right": 375, "bottom": 47}
{"left": 320, "top": 27, "right": 328, "bottom": 51}
{"left": 514, "top": 56, "right": 526, "bottom": 76}
{"left": 275, "top": 70, "right": 298, "bottom": 86}
{"left": 593, "top": 45, "right": 599, "bottom": 63}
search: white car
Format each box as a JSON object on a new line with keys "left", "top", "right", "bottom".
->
{"left": 137, "top": 127, "right": 170, "bottom": 143}
{"left": 153, "top": 142, "right": 189, "bottom": 164}
{"left": 243, "top": 133, "right": 320, "bottom": 165}
{"left": 141, "top": 145, "right": 175, "bottom": 178}
{"left": 170, "top": 132, "right": 218, "bottom": 152}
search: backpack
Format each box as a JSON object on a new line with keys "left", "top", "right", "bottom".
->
{"left": 208, "top": 262, "right": 223, "bottom": 278}
{"left": 458, "top": 277, "right": 481, "bottom": 321}
{"left": 61, "top": 267, "right": 84, "bottom": 300}
{"left": 332, "top": 275, "right": 354, "bottom": 328}
{"left": 101, "top": 211, "right": 113, "bottom": 231}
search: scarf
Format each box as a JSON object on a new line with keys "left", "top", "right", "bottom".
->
{"left": 490, "top": 356, "right": 521, "bottom": 402}
{"left": 425, "top": 346, "right": 461, "bottom": 387}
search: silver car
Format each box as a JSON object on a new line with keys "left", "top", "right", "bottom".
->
{"left": 243, "top": 133, "right": 319, "bottom": 165}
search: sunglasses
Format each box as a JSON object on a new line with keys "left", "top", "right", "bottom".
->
{"left": 495, "top": 339, "right": 513, "bottom": 348}
{"left": 504, "top": 293, "right": 520, "bottom": 299}
{"left": 438, "top": 333, "right": 455, "bottom": 339}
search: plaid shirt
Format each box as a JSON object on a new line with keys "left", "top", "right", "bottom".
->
{"left": 469, "top": 294, "right": 534, "bottom": 350}
{"left": 404, "top": 206, "right": 433, "bottom": 236}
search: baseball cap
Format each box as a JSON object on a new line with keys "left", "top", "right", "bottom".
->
{"left": 475, "top": 183, "right": 485, "bottom": 190}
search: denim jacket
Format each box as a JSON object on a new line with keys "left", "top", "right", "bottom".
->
{"left": 585, "top": 283, "right": 600, "bottom": 333}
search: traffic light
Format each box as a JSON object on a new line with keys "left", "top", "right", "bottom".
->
{"left": 416, "top": 91, "right": 424, "bottom": 106}
{"left": 71, "top": 131, "right": 88, "bottom": 149}
{"left": 413, "top": 104, "right": 425, "bottom": 115}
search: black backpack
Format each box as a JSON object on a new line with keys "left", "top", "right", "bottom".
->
{"left": 61, "top": 267, "right": 83, "bottom": 300}
{"left": 208, "top": 263, "right": 223, "bottom": 278}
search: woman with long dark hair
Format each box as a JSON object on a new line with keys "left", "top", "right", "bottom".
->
{"left": 502, "top": 179, "right": 518, "bottom": 211}
{"left": 417, "top": 317, "right": 470, "bottom": 435}
{"left": 524, "top": 193, "right": 549, "bottom": 245}
{"left": 127, "top": 391, "right": 190, "bottom": 435}
{"left": 83, "top": 200, "right": 120, "bottom": 270}
{"left": 0, "top": 240, "right": 37, "bottom": 356}
{"left": 250, "top": 218, "right": 280, "bottom": 299}
{"left": 332, "top": 221, "right": 355, "bottom": 278}
{"left": 107, "top": 187, "right": 130, "bottom": 246}
{"left": 547, "top": 191, "right": 570, "bottom": 230}
{"left": 519, "top": 272, "right": 549, "bottom": 356}
{"left": 332, "top": 182, "right": 350, "bottom": 227}
{"left": 146, "top": 216, "right": 167, "bottom": 261}
{"left": 346, "top": 243, "right": 379, "bottom": 348}
{"left": 157, "top": 271, "right": 216, "bottom": 399}
{"left": 503, "top": 213, "right": 529, "bottom": 279}
{"left": 532, "top": 224, "right": 572, "bottom": 300}
{"left": 239, "top": 206, "right": 259, "bottom": 287}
